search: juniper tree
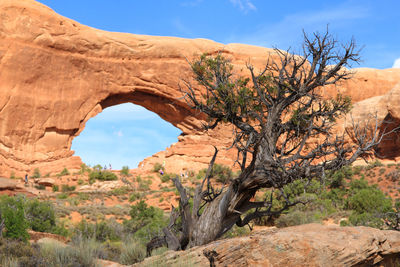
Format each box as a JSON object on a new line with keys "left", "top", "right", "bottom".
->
{"left": 147, "top": 29, "right": 394, "bottom": 252}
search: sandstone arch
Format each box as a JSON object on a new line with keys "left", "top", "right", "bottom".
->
{"left": 1, "top": 0, "right": 400, "bottom": 176}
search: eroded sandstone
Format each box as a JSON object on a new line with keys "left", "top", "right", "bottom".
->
{"left": 0, "top": 0, "right": 399, "bottom": 176}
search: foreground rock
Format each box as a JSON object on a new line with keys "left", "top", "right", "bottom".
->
{"left": 0, "top": 0, "right": 400, "bottom": 176}
{"left": 136, "top": 224, "right": 400, "bottom": 267}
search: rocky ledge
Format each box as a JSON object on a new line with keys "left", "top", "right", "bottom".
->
{"left": 135, "top": 224, "right": 400, "bottom": 267}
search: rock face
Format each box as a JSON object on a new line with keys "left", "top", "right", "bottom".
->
{"left": 136, "top": 224, "right": 400, "bottom": 267}
{"left": 0, "top": 0, "right": 399, "bottom": 176}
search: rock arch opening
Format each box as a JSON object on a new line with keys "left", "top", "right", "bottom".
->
{"left": 71, "top": 102, "right": 182, "bottom": 170}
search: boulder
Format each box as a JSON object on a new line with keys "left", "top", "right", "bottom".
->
{"left": 136, "top": 224, "right": 400, "bottom": 267}
{"left": 0, "top": 177, "right": 17, "bottom": 190}
{"left": 37, "top": 178, "right": 55, "bottom": 187}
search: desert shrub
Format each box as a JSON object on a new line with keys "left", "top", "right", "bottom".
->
{"left": 138, "top": 179, "right": 152, "bottom": 191}
{"left": 345, "top": 181, "right": 393, "bottom": 228}
{"left": 89, "top": 170, "right": 118, "bottom": 182}
{"left": 25, "top": 199, "right": 56, "bottom": 233}
{"left": 32, "top": 168, "right": 41, "bottom": 179}
{"left": 0, "top": 238, "right": 43, "bottom": 266}
{"left": 119, "top": 238, "right": 146, "bottom": 264}
{"left": 160, "top": 173, "right": 174, "bottom": 183}
{"left": 326, "top": 165, "right": 353, "bottom": 189}
{"left": 124, "top": 201, "right": 167, "bottom": 242}
{"left": 275, "top": 210, "right": 318, "bottom": 227}
{"left": 109, "top": 187, "right": 130, "bottom": 196}
{"left": 0, "top": 196, "right": 29, "bottom": 241}
{"left": 40, "top": 238, "right": 103, "bottom": 267}
{"left": 57, "top": 193, "right": 68, "bottom": 199}
{"left": 9, "top": 171, "right": 15, "bottom": 180}
{"left": 61, "top": 184, "right": 76, "bottom": 192}
{"left": 57, "top": 167, "right": 70, "bottom": 177}
{"left": 120, "top": 166, "right": 130, "bottom": 177}
{"left": 129, "top": 192, "right": 142, "bottom": 202}
{"left": 35, "top": 184, "right": 46, "bottom": 190}
{"left": 73, "top": 220, "right": 122, "bottom": 243}
{"left": 79, "top": 163, "right": 91, "bottom": 175}
{"left": 222, "top": 224, "right": 251, "bottom": 239}
{"left": 152, "top": 163, "right": 164, "bottom": 173}
{"left": 212, "top": 164, "right": 234, "bottom": 184}
{"left": 52, "top": 185, "right": 59, "bottom": 192}
{"left": 78, "top": 179, "right": 84, "bottom": 185}
{"left": 366, "top": 160, "right": 384, "bottom": 170}
{"left": 379, "top": 168, "right": 386, "bottom": 175}
{"left": 196, "top": 169, "right": 207, "bottom": 180}
{"left": 387, "top": 170, "right": 400, "bottom": 182}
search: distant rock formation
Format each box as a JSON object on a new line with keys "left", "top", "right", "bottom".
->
{"left": 136, "top": 224, "right": 400, "bottom": 267}
{"left": 0, "top": 0, "right": 399, "bottom": 176}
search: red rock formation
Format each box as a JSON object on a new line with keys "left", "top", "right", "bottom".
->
{"left": 0, "top": 0, "right": 399, "bottom": 176}
{"left": 135, "top": 224, "right": 400, "bottom": 267}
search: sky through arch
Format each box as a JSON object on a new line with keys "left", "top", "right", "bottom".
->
{"left": 71, "top": 103, "right": 182, "bottom": 170}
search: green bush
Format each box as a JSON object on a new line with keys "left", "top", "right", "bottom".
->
{"left": 152, "top": 163, "right": 164, "bottom": 173}
{"left": 25, "top": 199, "right": 56, "bottom": 233}
{"left": 57, "top": 168, "right": 70, "bottom": 177}
{"left": 52, "top": 185, "right": 59, "bottom": 192}
{"left": 0, "top": 196, "right": 29, "bottom": 241}
{"left": 61, "top": 184, "right": 76, "bottom": 192}
{"left": 89, "top": 170, "right": 118, "bottom": 181}
{"left": 160, "top": 173, "right": 174, "bottom": 183}
{"left": 124, "top": 201, "right": 167, "bottom": 241}
{"left": 57, "top": 193, "right": 68, "bottom": 199}
{"left": 212, "top": 164, "right": 234, "bottom": 184}
{"left": 129, "top": 192, "right": 142, "bottom": 202}
{"left": 119, "top": 239, "right": 146, "bottom": 264}
{"left": 120, "top": 166, "right": 130, "bottom": 177}
{"left": 73, "top": 220, "right": 123, "bottom": 243}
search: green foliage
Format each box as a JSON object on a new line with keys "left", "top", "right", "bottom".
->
{"left": 129, "top": 192, "right": 142, "bottom": 202}
{"left": 73, "top": 220, "right": 121, "bottom": 242}
{"left": 109, "top": 186, "right": 130, "bottom": 196}
{"left": 32, "top": 168, "right": 41, "bottom": 179}
{"left": 212, "top": 164, "right": 234, "bottom": 183}
{"left": 79, "top": 163, "right": 90, "bottom": 175}
{"left": 25, "top": 199, "right": 56, "bottom": 233}
{"left": 89, "top": 169, "right": 118, "bottom": 182}
{"left": 365, "top": 160, "right": 384, "bottom": 170}
{"left": 160, "top": 173, "right": 174, "bottom": 183}
{"left": 57, "top": 167, "right": 70, "bottom": 177}
{"left": 119, "top": 238, "right": 146, "bottom": 264}
{"left": 57, "top": 193, "right": 68, "bottom": 199}
{"left": 0, "top": 195, "right": 29, "bottom": 241}
{"left": 326, "top": 165, "right": 353, "bottom": 189}
{"left": 270, "top": 166, "right": 396, "bottom": 230}
{"left": 9, "top": 171, "right": 15, "bottom": 179}
{"left": 52, "top": 185, "right": 59, "bottom": 192}
{"left": 196, "top": 164, "right": 236, "bottom": 184}
{"left": 61, "top": 184, "right": 76, "bottom": 192}
{"left": 152, "top": 163, "right": 164, "bottom": 173}
{"left": 124, "top": 200, "right": 167, "bottom": 242}
{"left": 120, "top": 166, "right": 130, "bottom": 177}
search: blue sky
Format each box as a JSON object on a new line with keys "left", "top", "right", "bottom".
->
{"left": 35, "top": 0, "right": 400, "bottom": 169}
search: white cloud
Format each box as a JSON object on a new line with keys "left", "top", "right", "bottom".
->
{"left": 226, "top": 2, "right": 369, "bottom": 50}
{"left": 229, "top": 0, "right": 256, "bottom": 13}
{"left": 393, "top": 58, "right": 400, "bottom": 68}
{"left": 172, "top": 17, "right": 193, "bottom": 36}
